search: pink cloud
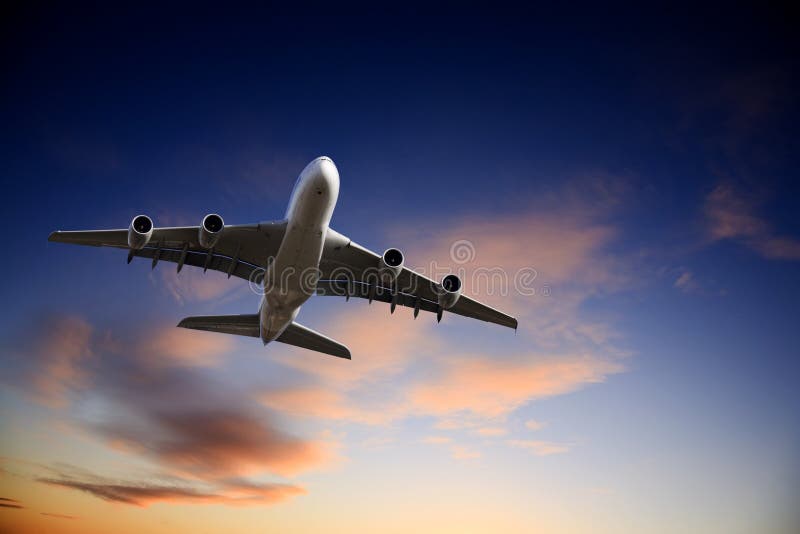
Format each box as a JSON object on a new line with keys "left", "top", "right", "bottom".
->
{"left": 525, "top": 419, "right": 546, "bottom": 431}
{"left": 137, "top": 326, "right": 235, "bottom": 367}
{"left": 266, "top": 202, "right": 630, "bottom": 431}
{"left": 26, "top": 316, "right": 93, "bottom": 408}
{"left": 409, "top": 354, "right": 623, "bottom": 419}
{"left": 156, "top": 268, "right": 244, "bottom": 304}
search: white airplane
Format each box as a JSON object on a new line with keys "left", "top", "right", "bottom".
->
{"left": 49, "top": 157, "right": 517, "bottom": 359}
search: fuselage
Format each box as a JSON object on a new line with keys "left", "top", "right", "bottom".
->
{"left": 259, "top": 156, "right": 340, "bottom": 343}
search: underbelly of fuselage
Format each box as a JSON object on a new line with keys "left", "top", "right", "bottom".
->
{"left": 259, "top": 157, "right": 338, "bottom": 343}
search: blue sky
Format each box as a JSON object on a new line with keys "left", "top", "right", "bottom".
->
{"left": 1, "top": 5, "right": 798, "bottom": 533}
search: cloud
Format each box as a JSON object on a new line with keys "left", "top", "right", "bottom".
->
{"left": 421, "top": 436, "right": 452, "bottom": 445}
{"left": 450, "top": 445, "right": 481, "bottom": 460}
{"left": 251, "top": 196, "right": 632, "bottom": 446}
{"left": 507, "top": 440, "right": 571, "bottom": 456}
{"left": 525, "top": 419, "right": 546, "bottom": 431}
{"left": 41, "top": 512, "right": 77, "bottom": 520}
{"left": 39, "top": 472, "right": 304, "bottom": 507}
{"left": 409, "top": 354, "right": 623, "bottom": 419}
{"left": 156, "top": 268, "right": 244, "bottom": 305}
{"left": 10, "top": 183, "right": 633, "bottom": 507}
{"left": 673, "top": 268, "right": 702, "bottom": 294}
{"left": 8, "top": 315, "right": 94, "bottom": 408}
{"left": 274, "top": 308, "right": 441, "bottom": 389}
{"left": 705, "top": 184, "right": 800, "bottom": 260}
{"left": 0, "top": 497, "right": 23, "bottom": 509}
{"left": 136, "top": 326, "right": 234, "bottom": 367}
{"left": 96, "top": 409, "right": 335, "bottom": 479}
{"left": 473, "top": 427, "right": 507, "bottom": 437}
{"left": 7, "top": 313, "right": 339, "bottom": 507}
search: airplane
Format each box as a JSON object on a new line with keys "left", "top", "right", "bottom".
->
{"left": 49, "top": 156, "right": 518, "bottom": 359}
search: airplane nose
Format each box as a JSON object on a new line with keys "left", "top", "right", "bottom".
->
{"left": 308, "top": 156, "right": 339, "bottom": 189}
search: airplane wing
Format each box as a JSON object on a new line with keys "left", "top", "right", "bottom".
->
{"left": 318, "top": 229, "right": 518, "bottom": 329}
{"left": 48, "top": 221, "right": 287, "bottom": 281}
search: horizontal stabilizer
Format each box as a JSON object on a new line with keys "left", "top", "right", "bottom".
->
{"left": 177, "top": 314, "right": 350, "bottom": 359}
{"left": 177, "top": 314, "right": 260, "bottom": 337}
{"left": 277, "top": 321, "right": 351, "bottom": 359}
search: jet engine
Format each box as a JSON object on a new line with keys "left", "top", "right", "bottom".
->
{"left": 128, "top": 215, "right": 153, "bottom": 250}
{"left": 437, "top": 274, "right": 462, "bottom": 309}
{"left": 199, "top": 213, "right": 224, "bottom": 249}
{"left": 378, "top": 248, "right": 405, "bottom": 281}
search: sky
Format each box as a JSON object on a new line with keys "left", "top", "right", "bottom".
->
{"left": 1, "top": 5, "right": 799, "bottom": 533}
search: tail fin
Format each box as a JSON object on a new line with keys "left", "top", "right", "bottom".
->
{"left": 177, "top": 314, "right": 351, "bottom": 359}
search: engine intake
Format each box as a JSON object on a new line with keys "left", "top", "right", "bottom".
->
{"left": 378, "top": 248, "right": 404, "bottom": 281}
{"left": 128, "top": 215, "right": 153, "bottom": 250}
{"left": 437, "top": 274, "right": 462, "bottom": 309}
{"left": 199, "top": 213, "right": 224, "bottom": 249}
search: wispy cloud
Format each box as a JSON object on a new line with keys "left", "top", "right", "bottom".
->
{"left": 6, "top": 315, "right": 94, "bottom": 408}
{"left": 39, "top": 469, "right": 304, "bottom": 507}
{"left": 450, "top": 445, "right": 481, "bottom": 460}
{"left": 156, "top": 267, "right": 245, "bottom": 305}
{"left": 507, "top": 440, "right": 571, "bottom": 456}
{"left": 524, "top": 419, "right": 546, "bottom": 431}
{"left": 473, "top": 427, "right": 507, "bottom": 437}
{"left": 136, "top": 326, "right": 235, "bottom": 367}
{"left": 41, "top": 512, "right": 77, "bottom": 520}
{"left": 0, "top": 497, "right": 24, "bottom": 509}
{"left": 6, "top": 314, "right": 338, "bottom": 507}
{"left": 705, "top": 184, "right": 800, "bottom": 260}
{"left": 421, "top": 436, "right": 452, "bottom": 445}
{"left": 409, "top": 354, "right": 623, "bottom": 420}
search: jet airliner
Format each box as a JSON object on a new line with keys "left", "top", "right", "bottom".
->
{"left": 49, "top": 157, "right": 517, "bottom": 358}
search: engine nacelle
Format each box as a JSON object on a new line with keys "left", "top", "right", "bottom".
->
{"left": 437, "top": 274, "right": 462, "bottom": 309}
{"left": 199, "top": 213, "right": 224, "bottom": 249}
{"left": 128, "top": 215, "right": 153, "bottom": 250}
{"left": 378, "top": 248, "right": 404, "bottom": 281}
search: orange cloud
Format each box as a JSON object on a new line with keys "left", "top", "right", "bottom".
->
{"left": 706, "top": 184, "right": 800, "bottom": 260}
{"left": 40, "top": 475, "right": 304, "bottom": 507}
{"left": 259, "top": 386, "right": 393, "bottom": 425}
{"left": 409, "top": 354, "right": 623, "bottom": 419}
{"left": 99, "top": 410, "right": 338, "bottom": 479}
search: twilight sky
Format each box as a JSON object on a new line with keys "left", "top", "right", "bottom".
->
{"left": 1, "top": 5, "right": 799, "bottom": 533}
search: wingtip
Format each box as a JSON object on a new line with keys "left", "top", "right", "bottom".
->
{"left": 47, "top": 231, "right": 60, "bottom": 242}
